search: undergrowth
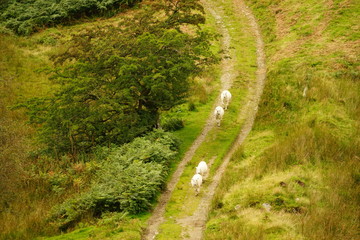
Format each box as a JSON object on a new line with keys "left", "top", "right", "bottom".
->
{"left": 0, "top": 0, "right": 141, "bottom": 35}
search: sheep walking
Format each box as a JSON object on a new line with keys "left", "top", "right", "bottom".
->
{"left": 196, "top": 161, "right": 208, "bottom": 178}
{"left": 221, "top": 90, "right": 232, "bottom": 110}
{"left": 191, "top": 173, "right": 203, "bottom": 195}
{"left": 214, "top": 106, "right": 225, "bottom": 127}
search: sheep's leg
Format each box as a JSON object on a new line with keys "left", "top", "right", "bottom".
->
{"left": 195, "top": 187, "right": 199, "bottom": 196}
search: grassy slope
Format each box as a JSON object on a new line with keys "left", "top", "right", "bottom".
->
{"left": 33, "top": 41, "right": 222, "bottom": 240}
{"left": 36, "top": 1, "right": 247, "bottom": 238}
{"left": 17, "top": 0, "right": 256, "bottom": 238}
{"left": 0, "top": 4, "right": 223, "bottom": 240}
{"left": 155, "top": 0, "right": 257, "bottom": 238}
{"left": 0, "top": 34, "right": 58, "bottom": 239}
{"left": 1, "top": 0, "right": 358, "bottom": 239}
{"left": 205, "top": 0, "right": 359, "bottom": 239}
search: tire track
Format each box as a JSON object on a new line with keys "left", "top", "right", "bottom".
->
{"left": 141, "top": 2, "right": 236, "bottom": 238}
{"left": 142, "top": 0, "right": 266, "bottom": 238}
{"left": 176, "top": 0, "right": 266, "bottom": 239}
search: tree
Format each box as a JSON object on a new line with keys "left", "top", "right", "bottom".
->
{"left": 23, "top": 0, "right": 218, "bottom": 155}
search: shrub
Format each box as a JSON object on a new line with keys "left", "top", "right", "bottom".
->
{"left": 162, "top": 118, "right": 185, "bottom": 132}
{"left": 0, "top": 0, "right": 141, "bottom": 35}
{"left": 50, "top": 130, "right": 179, "bottom": 230}
{"left": 143, "top": 129, "right": 181, "bottom": 151}
{"left": 188, "top": 102, "right": 197, "bottom": 111}
{"left": 51, "top": 161, "right": 164, "bottom": 230}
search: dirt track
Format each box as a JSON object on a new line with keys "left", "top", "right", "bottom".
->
{"left": 142, "top": 0, "right": 266, "bottom": 239}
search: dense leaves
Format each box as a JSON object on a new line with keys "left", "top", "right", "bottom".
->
{"left": 50, "top": 130, "right": 179, "bottom": 230}
{"left": 0, "top": 0, "right": 141, "bottom": 35}
{"left": 162, "top": 117, "right": 185, "bottom": 131}
{"left": 22, "top": 0, "right": 217, "bottom": 155}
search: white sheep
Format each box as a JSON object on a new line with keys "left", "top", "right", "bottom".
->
{"left": 214, "top": 106, "right": 225, "bottom": 127}
{"left": 221, "top": 90, "right": 232, "bottom": 110}
{"left": 196, "top": 161, "right": 208, "bottom": 178}
{"left": 191, "top": 173, "right": 203, "bottom": 195}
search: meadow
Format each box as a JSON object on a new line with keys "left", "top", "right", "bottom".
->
{"left": 0, "top": 0, "right": 358, "bottom": 239}
{"left": 0, "top": 1, "right": 220, "bottom": 239}
{"left": 205, "top": 0, "right": 359, "bottom": 239}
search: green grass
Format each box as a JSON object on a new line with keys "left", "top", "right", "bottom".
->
{"left": 155, "top": 0, "right": 258, "bottom": 237}
{"left": 0, "top": 1, "right": 226, "bottom": 239}
{"left": 41, "top": 227, "right": 95, "bottom": 240}
{"left": 204, "top": 0, "right": 360, "bottom": 239}
{"left": 1, "top": 0, "right": 358, "bottom": 239}
{"left": 0, "top": 32, "right": 56, "bottom": 240}
{"left": 37, "top": 212, "right": 146, "bottom": 240}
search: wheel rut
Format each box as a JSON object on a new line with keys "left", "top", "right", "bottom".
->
{"left": 142, "top": 0, "right": 266, "bottom": 239}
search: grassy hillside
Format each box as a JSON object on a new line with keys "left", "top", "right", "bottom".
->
{"left": 155, "top": 0, "right": 258, "bottom": 237}
{"left": 1, "top": 0, "right": 358, "bottom": 239}
{"left": 0, "top": 33, "right": 55, "bottom": 239}
{"left": 205, "top": 0, "right": 359, "bottom": 239}
{"left": 0, "top": 1, "right": 221, "bottom": 239}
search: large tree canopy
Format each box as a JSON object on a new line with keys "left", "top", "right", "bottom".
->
{"left": 23, "top": 0, "right": 218, "bottom": 155}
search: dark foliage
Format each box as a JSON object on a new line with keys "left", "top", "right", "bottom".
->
{"left": 162, "top": 118, "right": 184, "bottom": 131}
{"left": 50, "top": 130, "right": 179, "bottom": 230}
{"left": 20, "top": 0, "right": 218, "bottom": 155}
{"left": 0, "top": 0, "right": 141, "bottom": 35}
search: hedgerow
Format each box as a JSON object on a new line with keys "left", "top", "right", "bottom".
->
{"left": 0, "top": 0, "right": 141, "bottom": 35}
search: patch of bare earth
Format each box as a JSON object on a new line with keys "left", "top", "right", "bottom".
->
{"left": 141, "top": 0, "right": 266, "bottom": 239}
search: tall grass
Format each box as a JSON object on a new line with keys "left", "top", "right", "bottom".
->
{"left": 205, "top": 0, "right": 360, "bottom": 239}
{"left": 0, "top": 34, "right": 55, "bottom": 239}
{"left": 1, "top": 0, "right": 359, "bottom": 239}
{"left": 1, "top": 2, "right": 223, "bottom": 239}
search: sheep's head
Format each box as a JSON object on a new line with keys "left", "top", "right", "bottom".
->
{"left": 195, "top": 167, "right": 200, "bottom": 174}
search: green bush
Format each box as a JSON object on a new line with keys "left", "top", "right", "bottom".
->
{"left": 143, "top": 129, "right": 181, "bottom": 151}
{"left": 50, "top": 130, "right": 179, "bottom": 230}
{"left": 0, "top": 0, "right": 141, "bottom": 35}
{"left": 188, "top": 102, "right": 197, "bottom": 111}
{"left": 52, "top": 161, "right": 164, "bottom": 230}
{"left": 162, "top": 118, "right": 185, "bottom": 132}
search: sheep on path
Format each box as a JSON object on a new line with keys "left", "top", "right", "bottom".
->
{"left": 191, "top": 173, "right": 203, "bottom": 195}
{"left": 196, "top": 161, "right": 208, "bottom": 178}
{"left": 214, "top": 106, "right": 225, "bottom": 127}
{"left": 221, "top": 90, "right": 232, "bottom": 110}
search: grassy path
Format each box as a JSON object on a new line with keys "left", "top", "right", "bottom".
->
{"left": 141, "top": 0, "right": 238, "bottom": 237}
{"left": 142, "top": 0, "right": 265, "bottom": 239}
